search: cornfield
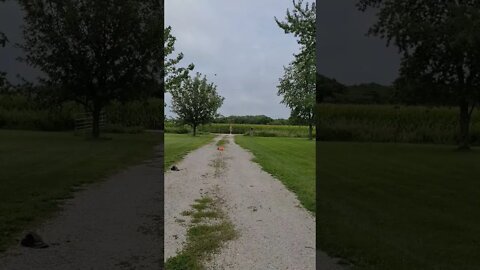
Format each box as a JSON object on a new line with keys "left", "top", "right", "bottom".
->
{"left": 317, "top": 104, "right": 480, "bottom": 145}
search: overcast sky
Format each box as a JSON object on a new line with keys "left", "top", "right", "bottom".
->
{"left": 0, "top": 0, "right": 42, "bottom": 83}
{"left": 1, "top": 0, "right": 402, "bottom": 118}
{"left": 317, "top": 0, "right": 401, "bottom": 85}
{"left": 165, "top": 0, "right": 301, "bottom": 119}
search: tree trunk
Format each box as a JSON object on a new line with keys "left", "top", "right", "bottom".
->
{"left": 193, "top": 124, "right": 197, "bottom": 136}
{"left": 458, "top": 99, "right": 471, "bottom": 150}
{"left": 308, "top": 123, "right": 313, "bottom": 140}
{"left": 92, "top": 105, "right": 101, "bottom": 139}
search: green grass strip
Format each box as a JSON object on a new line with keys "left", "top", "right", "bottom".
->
{"left": 235, "top": 135, "right": 315, "bottom": 213}
{"left": 164, "top": 133, "right": 214, "bottom": 168}
{"left": 166, "top": 196, "right": 237, "bottom": 270}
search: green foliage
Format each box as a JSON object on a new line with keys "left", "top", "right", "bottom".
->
{"left": 213, "top": 115, "right": 275, "bottom": 125}
{"left": 275, "top": 0, "right": 315, "bottom": 66}
{"left": 278, "top": 62, "right": 315, "bottom": 128}
{"left": 0, "top": 94, "right": 78, "bottom": 130}
{"left": 276, "top": 0, "right": 316, "bottom": 139}
{"left": 164, "top": 26, "right": 194, "bottom": 92}
{"left": 105, "top": 98, "right": 164, "bottom": 130}
{"left": 318, "top": 104, "right": 480, "bottom": 144}
{"left": 170, "top": 73, "right": 224, "bottom": 136}
{"left": 0, "top": 93, "right": 163, "bottom": 132}
{"left": 358, "top": 0, "right": 480, "bottom": 148}
{"left": 317, "top": 73, "right": 346, "bottom": 103}
{"left": 19, "top": 0, "right": 164, "bottom": 137}
{"left": 165, "top": 122, "right": 315, "bottom": 138}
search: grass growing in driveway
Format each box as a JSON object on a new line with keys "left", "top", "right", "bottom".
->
{"left": 0, "top": 129, "right": 161, "bottom": 251}
{"left": 318, "top": 142, "right": 480, "bottom": 270}
{"left": 234, "top": 135, "right": 315, "bottom": 213}
{"left": 164, "top": 133, "right": 214, "bottom": 168}
{"left": 216, "top": 136, "right": 228, "bottom": 147}
{"left": 166, "top": 196, "right": 237, "bottom": 270}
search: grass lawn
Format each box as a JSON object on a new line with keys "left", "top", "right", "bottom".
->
{"left": 164, "top": 133, "right": 214, "bottom": 168}
{"left": 0, "top": 129, "right": 161, "bottom": 251}
{"left": 318, "top": 142, "right": 480, "bottom": 270}
{"left": 234, "top": 135, "right": 315, "bottom": 213}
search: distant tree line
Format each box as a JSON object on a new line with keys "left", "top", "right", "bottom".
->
{"left": 318, "top": 74, "right": 396, "bottom": 104}
{"left": 212, "top": 115, "right": 292, "bottom": 125}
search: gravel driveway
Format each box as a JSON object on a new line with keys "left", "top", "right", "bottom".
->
{"left": 165, "top": 135, "right": 332, "bottom": 269}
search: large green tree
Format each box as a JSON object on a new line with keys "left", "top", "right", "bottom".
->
{"left": 18, "top": 0, "right": 164, "bottom": 138}
{"left": 276, "top": 0, "right": 316, "bottom": 140}
{"left": 278, "top": 60, "right": 315, "bottom": 139}
{"left": 170, "top": 72, "right": 224, "bottom": 136}
{"left": 358, "top": 0, "right": 480, "bottom": 149}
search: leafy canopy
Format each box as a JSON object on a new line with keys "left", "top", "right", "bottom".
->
{"left": 278, "top": 60, "right": 315, "bottom": 126}
{"left": 276, "top": 0, "right": 316, "bottom": 139}
{"left": 170, "top": 72, "right": 224, "bottom": 135}
{"left": 358, "top": 0, "right": 480, "bottom": 148}
{"left": 18, "top": 0, "right": 164, "bottom": 137}
{"left": 358, "top": 0, "right": 480, "bottom": 106}
{"left": 164, "top": 26, "right": 194, "bottom": 92}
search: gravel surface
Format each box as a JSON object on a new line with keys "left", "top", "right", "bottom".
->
{"left": 165, "top": 135, "right": 341, "bottom": 269}
{"left": 0, "top": 145, "right": 163, "bottom": 270}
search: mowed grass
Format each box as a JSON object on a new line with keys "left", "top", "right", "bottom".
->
{"left": 235, "top": 136, "right": 315, "bottom": 213}
{"left": 318, "top": 142, "right": 480, "bottom": 270}
{"left": 0, "top": 129, "right": 161, "bottom": 251}
{"left": 164, "top": 133, "right": 214, "bottom": 168}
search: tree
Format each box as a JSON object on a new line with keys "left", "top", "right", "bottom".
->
{"left": 0, "top": 0, "right": 8, "bottom": 92}
{"left": 276, "top": 0, "right": 316, "bottom": 140}
{"left": 278, "top": 60, "right": 315, "bottom": 139}
{"left": 358, "top": 0, "right": 480, "bottom": 149}
{"left": 18, "top": 0, "right": 164, "bottom": 138}
{"left": 164, "top": 26, "right": 194, "bottom": 92}
{"left": 275, "top": 0, "right": 315, "bottom": 69}
{"left": 170, "top": 73, "right": 224, "bottom": 136}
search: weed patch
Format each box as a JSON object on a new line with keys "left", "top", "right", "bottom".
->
{"left": 166, "top": 196, "right": 237, "bottom": 270}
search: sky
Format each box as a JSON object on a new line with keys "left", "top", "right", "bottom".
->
{"left": 1, "top": 0, "right": 402, "bottom": 118}
{"left": 0, "top": 0, "right": 42, "bottom": 83}
{"left": 317, "top": 0, "right": 401, "bottom": 85}
{"left": 164, "top": 0, "right": 301, "bottom": 119}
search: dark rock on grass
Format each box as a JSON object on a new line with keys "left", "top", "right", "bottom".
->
{"left": 171, "top": 165, "right": 180, "bottom": 171}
